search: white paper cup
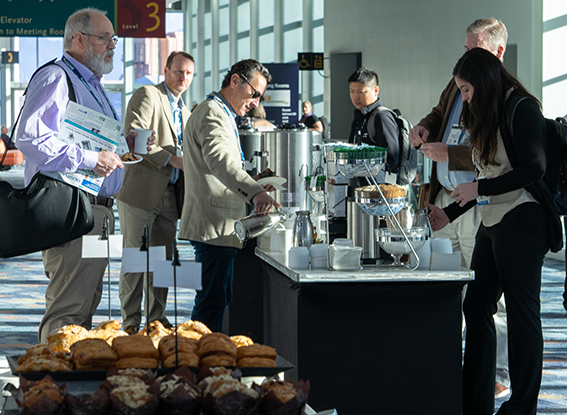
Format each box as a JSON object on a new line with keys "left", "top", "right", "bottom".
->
{"left": 134, "top": 128, "right": 152, "bottom": 154}
{"left": 288, "top": 246, "right": 309, "bottom": 269}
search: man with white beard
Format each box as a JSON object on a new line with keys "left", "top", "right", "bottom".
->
{"left": 15, "top": 7, "right": 143, "bottom": 343}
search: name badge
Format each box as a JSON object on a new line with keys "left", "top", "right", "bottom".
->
{"left": 447, "top": 124, "right": 463, "bottom": 146}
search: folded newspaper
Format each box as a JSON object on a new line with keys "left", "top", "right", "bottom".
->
{"left": 44, "top": 101, "right": 125, "bottom": 196}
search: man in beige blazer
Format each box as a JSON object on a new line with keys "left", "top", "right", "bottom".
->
{"left": 179, "top": 59, "right": 280, "bottom": 332}
{"left": 115, "top": 51, "right": 194, "bottom": 334}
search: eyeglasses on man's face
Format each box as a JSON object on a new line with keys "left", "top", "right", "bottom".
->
{"left": 81, "top": 32, "right": 119, "bottom": 46}
{"left": 239, "top": 74, "right": 265, "bottom": 103}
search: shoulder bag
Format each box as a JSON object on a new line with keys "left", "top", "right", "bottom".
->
{"left": 0, "top": 59, "right": 94, "bottom": 258}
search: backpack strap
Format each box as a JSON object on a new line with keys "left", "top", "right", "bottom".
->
{"left": 368, "top": 106, "right": 404, "bottom": 172}
{"left": 0, "top": 59, "right": 76, "bottom": 168}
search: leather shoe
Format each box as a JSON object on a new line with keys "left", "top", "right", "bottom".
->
{"left": 495, "top": 382, "right": 510, "bottom": 398}
{"left": 124, "top": 325, "right": 138, "bottom": 335}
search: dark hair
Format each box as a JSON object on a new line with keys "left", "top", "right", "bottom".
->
{"left": 221, "top": 59, "right": 272, "bottom": 89}
{"left": 452, "top": 48, "right": 539, "bottom": 166}
{"left": 348, "top": 67, "right": 379, "bottom": 87}
{"left": 166, "top": 51, "right": 195, "bottom": 68}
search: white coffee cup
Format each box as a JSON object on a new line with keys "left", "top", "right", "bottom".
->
{"left": 134, "top": 128, "right": 153, "bottom": 154}
{"left": 288, "top": 246, "right": 309, "bottom": 269}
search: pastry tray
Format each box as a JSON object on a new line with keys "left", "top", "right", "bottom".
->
{"left": 6, "top": 354, "right": 294, "bottom": 381}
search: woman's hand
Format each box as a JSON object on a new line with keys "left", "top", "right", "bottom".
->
{"left": 452, "top": 182, "right": 479, "bottom": 207}
{"left": 425, "top": 202, "right": 450, "bottom": 231}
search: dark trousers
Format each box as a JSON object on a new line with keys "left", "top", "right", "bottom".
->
{"left": 563, "top": 219, "right": 567, "bottom": 311}
{"left": 463, "top": 203, "right": 548, "bottom": 415}
{"left": 190, "top": 241, "right": 238, "bottom": 332}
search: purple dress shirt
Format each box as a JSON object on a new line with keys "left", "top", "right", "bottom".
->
{"left": 15, "top": 52, "right": 123, "bottom": 197}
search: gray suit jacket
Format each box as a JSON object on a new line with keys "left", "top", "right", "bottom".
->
{"left": 114, "top": 83, "right": 190, "bottom": 211}
{"left": 178, "top": 95, "right": 265, "bottom": 248}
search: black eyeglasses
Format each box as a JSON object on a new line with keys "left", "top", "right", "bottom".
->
{"left": 81, "top": 32, "right": 118, "bottom": 46}
{"left": 239, "top": 74, "right": 265, "bottom": 103}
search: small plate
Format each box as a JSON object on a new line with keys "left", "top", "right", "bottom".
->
{"left": 120, "top": 154, "right": 143, "bottom": 165}
{"left": 257, "top": 176, "right": 287, "bottom": 191}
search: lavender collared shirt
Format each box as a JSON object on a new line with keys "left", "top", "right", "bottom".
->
{"left": 15, "top": 52, "right": 123, "bottom": 197}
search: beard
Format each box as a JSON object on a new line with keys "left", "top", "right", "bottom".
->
{"left": 84, "top": 42, "right": 114, "bottom": 75}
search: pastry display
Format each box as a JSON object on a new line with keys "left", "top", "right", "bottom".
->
{"left": 138, "top": 320, "right": 174, "bottom": 348}
{"left": 71, "top": 338, "right": 118, "bottom": 371}
{"left": 356, "top": 184, "right": 407, "bottom": 199}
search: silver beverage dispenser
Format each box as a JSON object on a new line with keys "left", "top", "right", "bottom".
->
{"left": 261, "top": 125, "right": 323, "bottom": 217}
{"left": 238, "top": 125, "right": 264, "bottom": 177}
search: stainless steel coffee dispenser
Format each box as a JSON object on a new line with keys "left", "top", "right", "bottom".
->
{"left": 238, "top": 126, "right": 264, "bottom": 177}
{"left": 261, "top": 126, "right": 323, "bottom": 217}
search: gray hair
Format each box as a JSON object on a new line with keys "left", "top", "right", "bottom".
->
{"left": 466, "top": 18, "right": 508, "bottom": 54}
{"left": 221, "top": 59, "right": 272, "bottom": 89}
{"left": 64, "top": 8, "right": 108, "bottom": 50}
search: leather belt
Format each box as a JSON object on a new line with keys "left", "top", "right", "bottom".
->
{"left": 88, "top": 195, "right": 114, "bottom": 208}
{"left": 444, "top": 187, "right": 453, "bottom": 196}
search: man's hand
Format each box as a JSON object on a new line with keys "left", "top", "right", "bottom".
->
{"left": 93, "top": 151, "right": 123, "bottom": 177}
{"left": 421, "top": 142, "right": 449, "bottom": 162}
{"left": 124, "top": 130, "right": 156, "bottom": 154}
{"left": 252, "top": 191, "right": 282, "bottom": 214}
{"left": 452, "top": 182, "right": 479, "bottom": 207}
{"left": 168, "top": 155, "right": 184, "bottom": 170}
{"left": 424, "top": 202, "right": 450, "bottom": 231}
{"left": 408, "top": 125, "right": 430, "bottom": 147}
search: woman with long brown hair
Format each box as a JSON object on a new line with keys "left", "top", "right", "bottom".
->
{"left": 427, "top": 47, "right": 561, "bottom": 415}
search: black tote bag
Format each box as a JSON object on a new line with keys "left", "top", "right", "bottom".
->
{"left": 0, "top": 173, "right": 95, "bottom": 258}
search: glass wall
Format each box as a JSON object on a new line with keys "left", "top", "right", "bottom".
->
{"left": 3, "top": 1, "right": 324, "bottom": 123}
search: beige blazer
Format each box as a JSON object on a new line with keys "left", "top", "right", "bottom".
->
{"left": 178, "top": 95, "right": 265, "bottom": 248}
{"left": 114, "top": 83, "right": 190, "bottom": 211}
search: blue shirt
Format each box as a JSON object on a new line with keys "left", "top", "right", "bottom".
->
{"left": 164, "top": 83, "right": 185, "bottom": 184}
{"left": 436, "top": 92, "right": 476, "bottom": 191}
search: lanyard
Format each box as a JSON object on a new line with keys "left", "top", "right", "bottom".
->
{"left": 354, "top": 118, "right": 367, "bottom": 145}
{"left": 207, "top": 93, "right": 245, "bottom": 167}
{"left": 61, "top": 56, "right": 118, "bottom": 120}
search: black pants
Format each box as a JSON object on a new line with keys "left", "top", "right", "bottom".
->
{"left": 463, "top": 202, "right": 548, "bottom": 415}
{"left": 563, "top": 218, "right": 567, "bottom": 311}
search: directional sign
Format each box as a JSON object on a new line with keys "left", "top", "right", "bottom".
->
{"left": 297, "top": 53, "right": 324, "bottom": 71}
{"left": 1, "top": 51, "right": 19, "bottom": 64}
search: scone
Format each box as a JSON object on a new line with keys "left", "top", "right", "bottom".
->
{"left": 71, "top": 338, "right": 118, "bottom": 370}
{"left": 17, "top": 354, "right": 72, "bottom": 372}
{"left": 47, "top": 324, "right": 89, "bottom": 352}
{"left": 112, "top": 335, "right": 159, "bottom": 360}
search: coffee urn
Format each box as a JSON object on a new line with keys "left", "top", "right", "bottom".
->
{"left": 261, "top": 125, "right": 323, "bottom": 217}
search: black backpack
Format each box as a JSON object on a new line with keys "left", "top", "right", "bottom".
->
{"left": 368, "top": 106, "right": 418, "bottom": 185}
{"left": 505, "top": 94, "right": 567, "bottom": 216}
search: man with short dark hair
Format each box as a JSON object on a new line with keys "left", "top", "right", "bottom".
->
{"left": 348, "top": 67, "right": 400, "bottom": 183}
{"left": 179, "top": 59, "right": 281, "bottom": 332}
{"left": 115, "top": 51, "right": 195, "bottom": 335}
{"left": 1, "top": 125, "right": 16, "bottom": 150}
{"left": 15, "top": 7, "right": 141, "bottom": 343}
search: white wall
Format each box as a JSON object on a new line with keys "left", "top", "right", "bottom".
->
{"left": 324, "top": 0, "right": 543, "bottom": 126}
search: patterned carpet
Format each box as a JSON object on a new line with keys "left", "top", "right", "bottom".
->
{"left": 1, "top": 166, "right": 567, "bottom": 413}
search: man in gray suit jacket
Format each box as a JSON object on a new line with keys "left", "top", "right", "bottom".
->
{"left": 115, "top": 51, "right": 194, "bottom": 335}
{"left": 179, "top": 59, "right": 280, "bottom": 332}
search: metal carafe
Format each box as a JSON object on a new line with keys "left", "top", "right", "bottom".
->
{"left": 292, "top": 210, "right": 314, "bottom": 248}
{"left": 386, "top": 204, "right": 413, "bottom": 231}
{"left": 234, "top": 212, "right": 287, "bottom": 242}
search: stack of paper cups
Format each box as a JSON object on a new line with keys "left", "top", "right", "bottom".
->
{"left": 310, "top": 244, "right": 328, "bottom": 269}
{"left": 288, "top": 246, "right": 309, "bottom": 269}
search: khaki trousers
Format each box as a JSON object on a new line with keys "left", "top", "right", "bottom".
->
{"left": 117, "top": 185, "right": 177, "bottom": 328}
{"left": 39, "top": 204, "right": 114, "bottom": 343}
